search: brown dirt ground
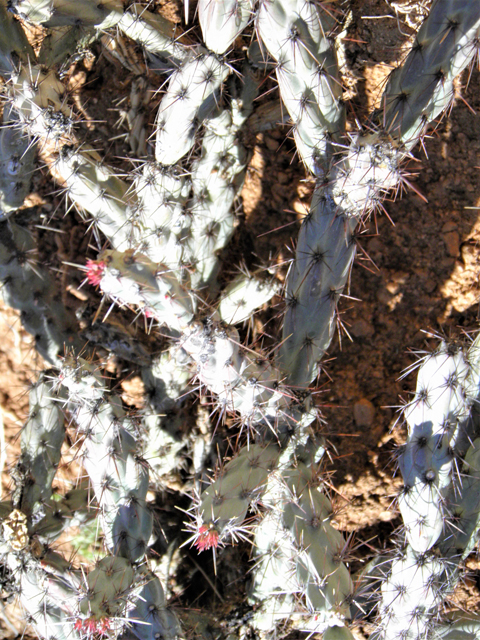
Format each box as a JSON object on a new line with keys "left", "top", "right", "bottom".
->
{"left": 2, "top": 0, "right": 480, "bottom": 638}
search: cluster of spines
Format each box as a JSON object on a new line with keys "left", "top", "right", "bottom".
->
{"left": 10, "top": 63, "right": 74, "bottom": 140}
{"left": 85, "top": 250, "right": 302, "bottom": 437}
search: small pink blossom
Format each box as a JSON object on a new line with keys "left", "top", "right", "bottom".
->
{"left": 86, "top": 260, "right": 106, "bottom": 286}
{"left": 74, "top": 616, "right": 111, "bottom": 637}
{"left": 195, "top": 524, "right": 220, "bottom": 552}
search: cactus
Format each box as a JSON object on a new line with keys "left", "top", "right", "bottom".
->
{"left": 249, "top": 438, "right": 354, "bottom": 635}
{"left": 256, "top": 0, "right": 345, "bottom": 173}
{"left": 278, "top": 0, "right": 480, "bottom": 386}
{"left": 154, "top": 53, "right": 231, "bottom": 166}
{"left": 198, "top": 0, "right": 253, "bottom": 54}
{"left": 1, "top": 1, "right": 480, "bottom": 640}
{"left": 12, "top": 373, "right": 65, "bottom": 532}
{"left": 217, "top": 269, "right": 279, "bottom": 325}
{"left": 0, "top": 106, "right": 36, "bottom": 216}
{"left": 10, "top": 0, "right": 124, "bottom": 29}
{"left": 0, "top": 0, "right": 34, "bottom": 73}
{"left": 397, "top": 342, "right": 472, "bottom": 552}
{"left": 116, "top": 5, "right": 190, "bottom": 68}
{"left": 0, "top": 219, "right": 82, "bottom": 362}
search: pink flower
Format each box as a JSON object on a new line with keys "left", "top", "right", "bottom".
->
{"left": 74, "top": 616, "right": 111, "bottom": 637}
{"left": 195, "top": 524, "right": 220, "bottom": 552}
{"left": 86, "top": 260, "right": 106, "bottom": 287}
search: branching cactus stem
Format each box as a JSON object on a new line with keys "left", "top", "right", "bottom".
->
{"left": 1, "top": 2, "right": 480, "bottom": 640}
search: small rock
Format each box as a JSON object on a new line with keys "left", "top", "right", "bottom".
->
{"left": 272, "top": 189, "right": 284, "bottom": 204}
{"left": 354, "top": 398, "right": 375, "bottom": 428}
{"left": 461, "top": 242, "right": 477, "bottom": 263}
{"left": 350, "top": 319, "right": 374, "bottom": 338}
{"left": 441, "top": 221, "right": 460, "bottom": 257}
{"left": 264, "top": 136, "right": 278, "bottom": 151}
{"left": 442, "top": 220, "right": 457, "bottom": 233}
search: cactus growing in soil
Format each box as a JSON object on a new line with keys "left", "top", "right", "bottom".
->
{"left": 0, "top": 1, "right": 480, "bottom": 639}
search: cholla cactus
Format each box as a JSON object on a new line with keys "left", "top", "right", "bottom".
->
{"left": 1, "top": 1, "right": 480, "bottom": 639}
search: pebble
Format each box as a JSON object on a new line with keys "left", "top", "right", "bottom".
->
{"left": 354, "top": 398, "right": 375, "bottom": 428}
{"left": 350, "top": 319, "right": 374, "bottom": 338}
{"left": 441, "top": 221, "right": 460, "bottom": 258}
{"left": 265, "top": 136, "right": 279, "bottom": 151}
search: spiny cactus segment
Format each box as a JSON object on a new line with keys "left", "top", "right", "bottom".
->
{"left": 398, "top": 342, "right": 472, "bottom": 552}
{"left": 1, "top": 1, "right": 480, "bottom": 639}
{"left": 154, "top": 54, "right": 231, "bottom": 165}
{"left": 199, "top": 0, "right": 253, "bottom": 54}
{"left": 256, "top": 0, "right": 345, "bottom": 173}
{"left": 0, "top": 220, "right": 81, "bottom": 362}
{"left": 278, "top": 0, "right": 480, "bottom": 387}
{"left": 250, "top": 440, "right": 354, "bottom": 635}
